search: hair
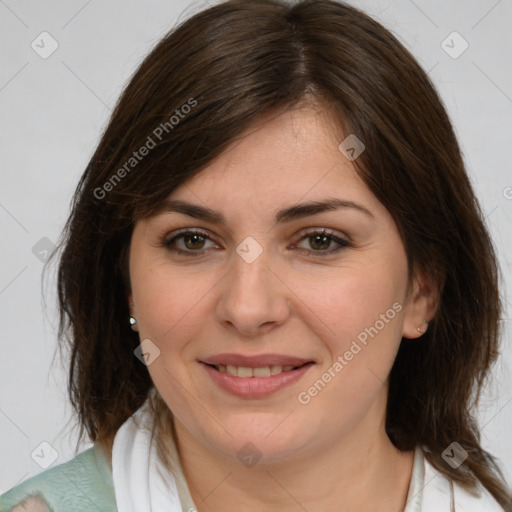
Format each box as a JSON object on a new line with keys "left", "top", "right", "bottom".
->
{"left": 50, "top": 0, "right": 511, "bottom": 508}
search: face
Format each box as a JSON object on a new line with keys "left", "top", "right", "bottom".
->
{"left": 128, "top": 104, "right": 425, "bottom": 464}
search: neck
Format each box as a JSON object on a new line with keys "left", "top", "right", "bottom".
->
{"left": 173, "top": 403, "right": 415, "bottom": 512}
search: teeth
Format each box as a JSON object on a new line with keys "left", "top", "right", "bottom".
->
{"left": 226, "top": 365, "right": 238, "bottom": 376}
{"left": 237, "top": 366, "right": 253, "bottom": 378}
{"left": 216, "top": 364, "right": 299, "bottom": 377}
{"left": 270, "top": 365, "right": 283, "bottom": 375}
{"left": 253, "top": 366, "right": 271, "bottom": 377}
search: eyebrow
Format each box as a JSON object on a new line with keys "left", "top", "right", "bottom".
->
{"left": 156, "top": 198, "right": 374, "bottom": 224}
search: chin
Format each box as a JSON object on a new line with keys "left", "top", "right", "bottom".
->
{"left": 204, "top": 415, "right": 312, "bottom": 465}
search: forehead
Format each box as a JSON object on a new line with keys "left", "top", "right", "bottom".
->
{"left": 167, "top": 107, "right": 377, "bottom": 216}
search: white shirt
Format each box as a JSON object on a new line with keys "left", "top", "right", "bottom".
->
{"left": 403, "top": 445, "right": 504, "bottom": 511}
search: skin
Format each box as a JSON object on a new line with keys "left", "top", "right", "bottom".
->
{"left": 127, "top": 103, "right": 438, "bottom": 512}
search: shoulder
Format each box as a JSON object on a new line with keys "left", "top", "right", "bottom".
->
{"left": 421, "top": 449, "right": 506, "bottom": 511}
{"left": 0, "top": 444, "right": 117, "bottom": 512}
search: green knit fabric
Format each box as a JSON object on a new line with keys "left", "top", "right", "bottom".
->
{"left": 0, "top": 444, "right": 117, "bottom": 512}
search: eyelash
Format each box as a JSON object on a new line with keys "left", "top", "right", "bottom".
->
{"left": 162, "top": 228, "right": 351, "bottom": 257}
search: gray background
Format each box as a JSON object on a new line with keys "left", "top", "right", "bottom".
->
{"left": 1, "top": 0, "right": 511, "bottom": 491}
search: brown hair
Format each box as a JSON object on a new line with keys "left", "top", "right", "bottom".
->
{"left": 51, "top": 0, "right": 511, "bottom": 507}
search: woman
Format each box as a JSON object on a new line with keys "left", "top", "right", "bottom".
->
{"left": 1, "top": 0, "right": 510, "bottom": 511}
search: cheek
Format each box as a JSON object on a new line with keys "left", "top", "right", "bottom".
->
{"left": 299, "top": 258, "right": 406, "bottom": 357}
{"left": 296, "top": 257, "right": 407, "bottom": 422}
{"left": 294, "top": 268, "right": 406, "bottom": 429}
{"left": 130, "top": 265, "right": 212, "bottom": 411}
{"left": 130, "top": 247, "right": 217, "bottom": 342}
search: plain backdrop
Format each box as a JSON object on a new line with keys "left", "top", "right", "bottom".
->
{"left": 1, "top": 0, "right": 511, "bottom": 492}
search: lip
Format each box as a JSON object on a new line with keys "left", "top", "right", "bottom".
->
{"left": 200, "top": 361, "right": 315, "bottom": 399}
{"left": 199, "top": 353, "right": 314, "bottom": 367}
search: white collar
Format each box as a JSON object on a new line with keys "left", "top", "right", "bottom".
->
{"left": 421, "top": 448, "right": 504, "bottom": 511}
{"left": 112, "top": 399, "right": 182, "bottom": 512}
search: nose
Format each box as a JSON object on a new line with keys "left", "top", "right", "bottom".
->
{"left": 215, "top": 248, "right": 291, "bottom": 338}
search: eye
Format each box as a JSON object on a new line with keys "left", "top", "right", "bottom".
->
{"left": 293, "top": 228, "right": 351, "bottom": 256}
{"left": 163, "top": 229, "right": 218, "bottom": 255}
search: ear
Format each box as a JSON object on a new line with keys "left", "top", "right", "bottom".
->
{"left": 401, "top": 266, "right": 440, "bottom": 339}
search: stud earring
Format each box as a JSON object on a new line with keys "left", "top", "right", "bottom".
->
{"left": 129, "top": 302, "right": 138, "bottom": 332}
{"left": 417, "top": 320, "right": 428, "bottom": 334}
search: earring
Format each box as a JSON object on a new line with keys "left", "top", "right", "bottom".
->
{"left": 417, "top": 320, "right": 428, "bottom": 334}
{"left": 129, "top": 302, "right": 138, "bottom": 332}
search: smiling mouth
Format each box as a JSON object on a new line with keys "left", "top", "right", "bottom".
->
{"left": 201, "top": 360, "right": 315, "bottom": 398}
{"left": 205, "top": 362, "right": 312, "bottom": 378}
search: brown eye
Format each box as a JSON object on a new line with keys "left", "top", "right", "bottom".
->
{"left": 294, "top": 229, "right": 351, "bottom": 256}
{"left": 182, "top": 233, "right": 206, "bottom": 250}
{"left": 163, "top": 229, "right": 217, "bottom": 255}
{"left": 308, "top": 234, "right": 331, "bottom": 251}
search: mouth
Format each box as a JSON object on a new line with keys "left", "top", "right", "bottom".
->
{"left": 198, "top": 354, "right": 315, "bottom": 398}
{"left": 204, "top": 362, "right": 311, "bottom": 378}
